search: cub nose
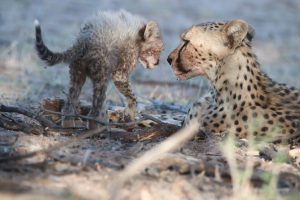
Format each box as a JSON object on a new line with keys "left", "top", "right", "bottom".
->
{"left": 167, "top": 56, "right": 172, "bottom": 65}
{"left": 154, "top": 59, "right": 160, "bottom": 65}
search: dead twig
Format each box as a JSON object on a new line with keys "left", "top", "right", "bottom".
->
{"left": 42, "top": 108, "right": 167, "bottom": 128}
{"left": 108, "top": 124, "right": 180, "bottom": 142}
{"left": 134, "top": 79, "right": 201, "bottom": 89}
{"left": 140, "top": 113, "right": 168, "bottom": 125}
{"left": 146, "top": 99, "right": 188, "bottom": 113}
{"left": 42, "top": 108, "right": 107, "bottom": 126}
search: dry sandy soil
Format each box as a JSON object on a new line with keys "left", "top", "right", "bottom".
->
{"left": 0, "top": 0, "right": 300, "bottom": 199}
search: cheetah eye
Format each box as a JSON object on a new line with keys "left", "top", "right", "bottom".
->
{"left": 182, "top": 39, "right": 190, "bottom": 43}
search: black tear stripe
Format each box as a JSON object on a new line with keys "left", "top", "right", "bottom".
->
{"left": 176, "top": 41, "right": 191, "bottom": 73}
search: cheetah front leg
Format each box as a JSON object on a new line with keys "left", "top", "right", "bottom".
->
{"left": 183, "top": 93, "right": 214, "bottom": 129}
{"left": 112, "top": 72, "right": 137, "bottom": 121}
{"left": 184, "top": 92, "right": 229, "bottom": 138}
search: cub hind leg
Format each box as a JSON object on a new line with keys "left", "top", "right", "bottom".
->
{"left": 87, "top": 61, "right": 110, "bottom": 129}
{"left": 62, "top": 61, "right": 86, "bottom": 127}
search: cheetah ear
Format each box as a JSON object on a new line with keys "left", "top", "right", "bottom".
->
{"left": 143, "top": 21, "right": 160, "bottom": 40}
{"left": 223, "top": 19, "right": 249, "bottom": 49}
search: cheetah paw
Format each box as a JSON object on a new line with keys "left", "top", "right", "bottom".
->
{"left": 123, "top": 107, "right": 137, "bottom": 122}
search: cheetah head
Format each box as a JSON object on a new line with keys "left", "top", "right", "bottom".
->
{"left": 138, "top": 21, "right": 164, "bottom": 69}
{"left": 167, "top": 19, "right": 255, "bottom": 80}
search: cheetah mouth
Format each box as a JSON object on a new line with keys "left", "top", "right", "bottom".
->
{"left": 139, "top": 58, "right": 156, "bottom": 69}
{"left": 174, "top": 68, "right": 204, "bottom": 80}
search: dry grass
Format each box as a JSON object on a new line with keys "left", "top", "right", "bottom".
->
{"left": 1, "top": 1, "right": 300, "bottom": 199}
{"left": 110, "top": 122, "right": 199, "bottom": 200}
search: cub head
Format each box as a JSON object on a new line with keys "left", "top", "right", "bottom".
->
{"left": 167, "top": 19, "right": 255, "bottom": 80}
{"left": 138, "top": 21, "right": 164, "bottom": 69}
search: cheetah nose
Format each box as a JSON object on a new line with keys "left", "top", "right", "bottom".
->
{"left": 155, "top": 59, "right": 160, "bottom": 65}
{"left": 167, "top": 56, "right": 172, "bottom": 65}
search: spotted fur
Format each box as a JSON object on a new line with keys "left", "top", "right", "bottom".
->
{"left": 35, "top": 10, "right": 164, "bottom": 128}
{"left": 168, "top": 19, "right": 300, "bottom": 143}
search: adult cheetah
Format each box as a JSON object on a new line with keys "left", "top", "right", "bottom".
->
{"left": 168, "top": 19, "right": 300, "bottom": 143}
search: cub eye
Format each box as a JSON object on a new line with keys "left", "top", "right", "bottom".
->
{"left": 144, "top": 50, "right": 153, "bottom": 55}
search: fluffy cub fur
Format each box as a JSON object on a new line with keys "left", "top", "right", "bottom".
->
{"left": 35, "top": 10, "right": 164, "bottom": 128}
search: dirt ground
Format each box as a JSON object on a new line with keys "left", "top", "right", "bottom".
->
{"left": 1, "top": 0, "right": 300, "bottom": 199}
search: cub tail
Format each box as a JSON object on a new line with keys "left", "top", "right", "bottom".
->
{"left": 34, "top": 19, "right": 73, "bottom": 66}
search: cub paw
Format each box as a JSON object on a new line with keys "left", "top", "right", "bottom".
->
{"left": 87, "top": 111, "right": 108, "bottom": 129}
{"left": 100, "top": 110, "right": 109, "bottom": 124}
{"left": 87, "top": 120, "right": 100, "bottom": 129}
{"left": 61, "top": 117, "right": 76, "bottom": 128}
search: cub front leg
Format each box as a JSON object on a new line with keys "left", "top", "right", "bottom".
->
{"left": 112, "top": 72, "right": 137, "bottom": 121}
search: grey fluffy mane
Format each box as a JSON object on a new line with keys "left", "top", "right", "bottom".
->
{"left": 80, "top": 9, "right": 146, "bottom": 50}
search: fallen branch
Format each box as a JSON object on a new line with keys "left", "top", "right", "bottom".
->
{"left": 42, "top": 109, "right": 180, "bottom": 142}
{"left": 0, "top": 114, "right": 44, "bottom": 135}
{"left": 0, "top": 99, "right": 179, "bottom": 140}
{"left": 0, "top": 104, "right": 57, "bottom": 128}
{"left": 108, "top": 124, "right": 180, "bottom": 142}
{"left": 0, "top": 109, "right": 180, "bottom": 162}
{"left": 42, "top": 108, "right": 107, "bottom": 126}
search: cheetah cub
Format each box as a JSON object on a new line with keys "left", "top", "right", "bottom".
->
{"left": 168, "top": 20, "right": 300, "bottom": 143}
{"left": 35, "top": 10, "right": 164, "bottom": 128}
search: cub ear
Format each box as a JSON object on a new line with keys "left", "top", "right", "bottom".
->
{"left": 142, "top": 21, "right": 160, "bottom": 40}
{"left": 223, "top": 19, "right": 249, "bottom": 49}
